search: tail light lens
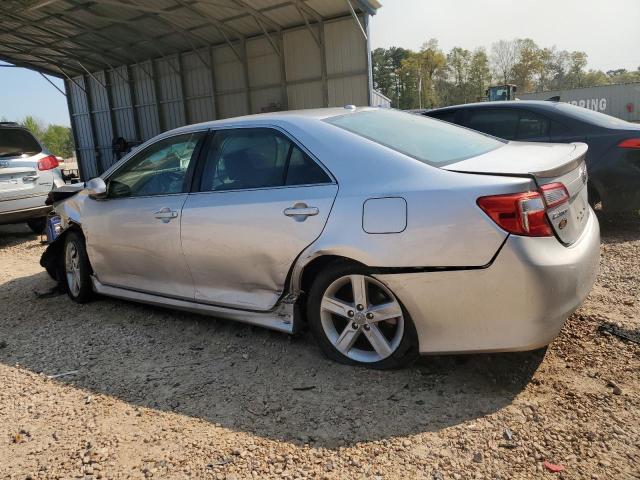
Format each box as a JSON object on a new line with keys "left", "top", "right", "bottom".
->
{"left": 477, "top": 182, "right": 569, "bottom": 237}
{"left": 37, "top": 155, "right": 59, "bottom": 171}
{"left": 540, "top": 182, "right": 570, "bottom": 208}
{"left": 618, "top": 138, "right": 640, "bottom": 149}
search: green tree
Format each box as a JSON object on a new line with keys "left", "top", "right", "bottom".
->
{"left": 372, "top": 47, "right": 412, "bottom": 108}
{"left": 398, "top": 39, "right": 446, "bottom": 109}
{"left": 512, "top": 38, "right": 542, "bottom": 93}
{"left": 42, "top": 124, "right": 74, "bottom": 158}
{"left": 20, "top": 116, "right": 45, "bottom": 139}
{"left": 18, "top": 116, "right": 74, "bottom": 158}
{"left": 468, "top": 48, "right": 492, "bottom": 101}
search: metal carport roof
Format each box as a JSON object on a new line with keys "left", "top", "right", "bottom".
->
{"left": 0, "top": 0, "right": 380, "bottom": 78}
{"left": 0, "top": 0, "right": 382, "bottom": 180}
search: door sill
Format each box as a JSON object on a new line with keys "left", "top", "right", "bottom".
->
{"left": 91, "top": 277, "right": 294, "bottom": 334}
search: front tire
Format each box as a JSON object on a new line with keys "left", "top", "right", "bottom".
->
{"left": 63, "top": 231, "right": 94, "bottom": 303}
{"left": 307, "top": 262, "right": 419, "bottom": 369}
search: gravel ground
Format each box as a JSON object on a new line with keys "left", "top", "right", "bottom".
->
{"left": 0, "top": 212, "right": 638, "bottom": 480}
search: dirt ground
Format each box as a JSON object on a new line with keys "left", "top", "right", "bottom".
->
{"left": 0, "top": 212, "right": 638, "bottom": 480}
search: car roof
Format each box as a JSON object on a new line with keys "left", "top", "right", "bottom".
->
{"left": 427, "top": 100, "right": 558, "bottom": 113}
{"left": 168, "top": 106, "right": 379, "bottom": 135}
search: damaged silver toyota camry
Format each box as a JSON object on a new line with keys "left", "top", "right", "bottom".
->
{"left": 41, "top": 107, "right": 600, "bottom": 368}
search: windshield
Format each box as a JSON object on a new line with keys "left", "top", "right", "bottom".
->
{"left": 325, "top": 109, "right": 504, "bottom": 166}
{"left": 553, "top": 102, "right": 631, "bottom": 128}
{"left": 0, "top": 128, "right": 42, "bottom": 158}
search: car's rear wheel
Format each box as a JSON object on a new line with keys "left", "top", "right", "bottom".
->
{"left": 26, "top": 217, "right": 46, "bottom": 234}
{"left": 63, "top": 231, "right": 94, "bottom": 303}
{"left": 307, "top": 262, "right": 419, "bottom": 369}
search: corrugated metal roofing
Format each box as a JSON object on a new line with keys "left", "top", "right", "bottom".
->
{"left": 0, "top": 0, "right": 380, "bottom": 77}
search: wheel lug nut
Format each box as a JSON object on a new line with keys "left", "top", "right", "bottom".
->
{"left": 347, "top": 310, "right": 354, "bottom": 317}
{"left": 363, "top": 324, "right": 371, "bottom": 331}
{"left": 352, "top": 322, "right": 359, "bottom": 330}
{"left": 366, "top": 312, "right": 374, "bottom": 320}
{"left": 356, "top": 304, "right": 364, "bottom": 311}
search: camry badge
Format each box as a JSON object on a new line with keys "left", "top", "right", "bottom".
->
{"left": 0, "top": 160, "right": 9, "bottom": 168}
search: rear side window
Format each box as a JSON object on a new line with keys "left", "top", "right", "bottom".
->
{"left": 285, "top": 146, "right": 330, "bottom": 185}
{"left": 465, "top": 109, "right": 551, "bottom": 140}
{"left": 199, "top": 128, "right": 330, "bottom": 192}
{"left": 426, "top": 110, "right": 458, "bottom": 124}
{"left": 517, "top": 111, "right": 550, "bottom": 139}
{"left": 467, "top": 110, "right": 519, "bottom": 140}
{"left": 326, "top": 109, "right": 504, "bottom": 167}
{"left": 0, "top": 128, "right": 42, "bottom": 157}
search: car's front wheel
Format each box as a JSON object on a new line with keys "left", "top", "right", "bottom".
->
{"left": 307, "top": 262, "right": 419, "bottom": 369}
{"left": 63, "top": 231, "right": 94, "bottom": 303}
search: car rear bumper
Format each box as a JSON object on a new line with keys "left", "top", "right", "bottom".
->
{"left": 374, "top": 209, "right": 600, "bottom": 354}
{"left": 0, "top": 195, "right": 51, "bottom": 224}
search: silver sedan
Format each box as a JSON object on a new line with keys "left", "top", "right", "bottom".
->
{"left": 41, "top": 107, "right": 600, "bottom": 368}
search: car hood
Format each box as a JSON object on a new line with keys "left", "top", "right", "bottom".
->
{"left": 443, "top": 141, "right": 588, "bottom": 178}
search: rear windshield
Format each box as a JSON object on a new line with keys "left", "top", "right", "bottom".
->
{"left": 0, "top": 128, "right": 42, "bottom": 158}
{"left": 553, "top": 102, "right": 630, "bottom": 128}
{"left": 325, "top": 109, "right": 504, "bottom": 166}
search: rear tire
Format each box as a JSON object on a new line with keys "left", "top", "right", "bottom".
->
{"left": 27, "top": 217, "right": 46, "bottom": 234}
{"left": 63, "top": 231, "right": 94, "bottom": 303}
{"left": 307, "top": 261, "right": 419, "bottom": 369}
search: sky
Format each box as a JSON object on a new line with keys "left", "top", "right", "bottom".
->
{"left": 371, "top": 0, "right": 640, "bottom": 71}
{"left": 0, "top": 0, "right": 638, "bottom": 127}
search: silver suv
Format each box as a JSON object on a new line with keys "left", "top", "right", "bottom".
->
{"left": 0, "top": 122, "right": 65, "bottom": 232}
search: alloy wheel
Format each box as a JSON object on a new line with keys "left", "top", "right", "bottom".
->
{"left": 65, "top": 241, "right": 81, "bottom": 297}
{"left": 320, "top": 274, "right": 405, "bottom": 363}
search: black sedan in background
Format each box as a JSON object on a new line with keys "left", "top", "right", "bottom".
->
{"left": 423, "top": 101, "right": 640, "bottom": 211}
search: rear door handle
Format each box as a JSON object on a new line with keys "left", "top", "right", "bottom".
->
{"left": 154, "top": 207, "right": 178, "bottom": 223}
{"left": 22, "top": 174, "right": 39, "bottom": 182}
{"left": 284, "top": 203, "right": 319, "bottom": 221}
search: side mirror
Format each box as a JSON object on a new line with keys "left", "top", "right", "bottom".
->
{"left": 85, "top": 177, "right": 107, "bottom": 199}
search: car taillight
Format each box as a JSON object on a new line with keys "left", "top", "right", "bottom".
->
{"left": 477, "top": 182, "right": 569, "bottom": 237}
{"left": 540, "top": 182, "right": 570, "bottom": 208}
{"left": 37, "top": 155, "right": 59, "bottom": 171}
{"left": 618, "top": 138, "right": 640, "bottom": 149}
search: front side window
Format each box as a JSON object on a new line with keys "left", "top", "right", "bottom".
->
{"left": 326, "top": 109, "right": 504, "bottom": 167}
{"left": 107, "top": 132, "right": 203, "bottom": 198}
{"left": 199, "top": 128, "right": 330, "bottom": 192}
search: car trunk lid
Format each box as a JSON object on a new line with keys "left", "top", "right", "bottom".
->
{"left": 444, "top": 142, "right": 590, "bottom": 245}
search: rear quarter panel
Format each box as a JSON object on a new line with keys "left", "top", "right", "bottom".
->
{"left": 277, "top": 120, "right": 535, "bottom": 269}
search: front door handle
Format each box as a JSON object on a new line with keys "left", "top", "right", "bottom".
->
{"left": 154, "top": 207, "right": 178, "bottom": 223}
{"left": 284, "top": 203, "right": 319, "bottom": 222}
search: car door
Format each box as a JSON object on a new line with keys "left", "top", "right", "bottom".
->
{"left": 81, "top": 130, "right": 205, "bottom": 299}
{"left": 181, "top": 127, "right": 338, "bottom": 311}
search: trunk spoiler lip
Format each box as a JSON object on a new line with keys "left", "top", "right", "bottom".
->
{"left": 443, "top": 142, "right": 588, "bottom": 179}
